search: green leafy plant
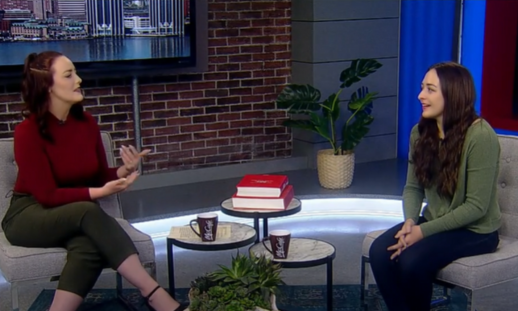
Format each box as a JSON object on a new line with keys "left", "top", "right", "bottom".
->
{"left": 189, "top": 253, "right": 284, "bottom": 311}
{"left": 275, "top": 59, "right": 383, "bottom": 155}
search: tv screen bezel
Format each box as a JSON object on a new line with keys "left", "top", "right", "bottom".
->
{"left": 0, "top": 0, "right": 197, "bottom": 81}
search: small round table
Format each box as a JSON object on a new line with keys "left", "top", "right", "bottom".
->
{"left": 166, "top": 222, "right": 256, "bottom": 299}
{"left": 249, "top": 238, "right": 336, "bottom": 311}
{"left": 220, "top": 198, "right": 302, "bottom": 243}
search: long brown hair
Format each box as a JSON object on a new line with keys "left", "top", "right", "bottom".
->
{"left": 412, "top": 62, "right": 478, "bottom": 198}
{"left": 21, "top": 51, "right": 84, "bottom": 142}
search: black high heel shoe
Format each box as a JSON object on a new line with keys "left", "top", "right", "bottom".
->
{"left": 143, "top": 285, "right": 188, "bottom": 311}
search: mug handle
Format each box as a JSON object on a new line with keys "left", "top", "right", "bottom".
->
{"left": 189, "top": 220, "right": 201, "bottom": 238}
{"left": 262, "top": 237, "right": 273, "bottom": 254}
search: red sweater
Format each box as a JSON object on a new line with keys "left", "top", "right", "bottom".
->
{"left": 13, "top": 111, "right": 119, "bottom": 207}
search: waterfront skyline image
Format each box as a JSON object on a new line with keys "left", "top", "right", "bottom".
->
{"left": 0, "top": 0, "right": 192, "bottom": 66}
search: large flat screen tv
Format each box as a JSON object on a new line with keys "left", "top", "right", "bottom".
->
{"left": 0, "top": 0, "right": 196, "bottom": 80}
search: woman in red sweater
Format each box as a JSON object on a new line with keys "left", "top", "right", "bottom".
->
{"left": 0, "top": 51, "right": 185, "bottom": 311}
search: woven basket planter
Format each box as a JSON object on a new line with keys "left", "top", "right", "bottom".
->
{"left": 317, "top": 149, "right": 355, "bottom": 189}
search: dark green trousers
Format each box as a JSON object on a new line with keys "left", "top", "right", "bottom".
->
{"left": 1, "top": 193, "right": 138, "bottom": 297}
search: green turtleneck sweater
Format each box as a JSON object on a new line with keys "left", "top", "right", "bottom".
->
{"left": 403, "top": 120, "right": 502, "bottom": 238}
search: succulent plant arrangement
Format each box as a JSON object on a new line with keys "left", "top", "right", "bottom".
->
{"left": 188, "top": 253, "right": 284, "bottom": 311}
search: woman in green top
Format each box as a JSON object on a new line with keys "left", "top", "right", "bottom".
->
{"left": 369, "top": 62, "right": 501, "bottom": 311}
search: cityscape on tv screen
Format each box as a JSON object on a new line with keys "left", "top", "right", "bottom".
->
{"left": 0, "top": 0, "right": 192, "bottom": 66}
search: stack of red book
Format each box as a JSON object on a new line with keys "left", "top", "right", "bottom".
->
{"left": 231, "top": 174, "right": 294, "bottom": 210}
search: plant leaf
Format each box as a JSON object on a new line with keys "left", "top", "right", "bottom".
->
{"left": 339, "top": 59, "right": 383, "bottom": 88}
{"left": 283, "top": 116, "right": 331, "bottom": 142}
{"left": 341, "top": 112, "right": 374, "bottom": 151}
{"left": 276, "top": 84, "right": 321, "bottom": 114}
{"left": 321, "top": 93, "right": 340, "bottom": 122}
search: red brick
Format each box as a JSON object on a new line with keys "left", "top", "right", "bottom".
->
{"left": 230, "top": 120, "right": 252, "bottom": 128}
{"left": 208, "top": 2, "right": 226, "bottom": 11}
{"left": 253, "top": 70, "right": 275, "bottom": 78}
{"left": 112, "top": 86, "right": 131, "bottom": 95}
{"left": 194, "top": 131, "right": 218, "bottom": 139}
{"left": 227, "top": 37, "right": 251, "bottom": 45}
{"left": 192, "top": 82, "right": 216, "bottom": 90}
{"left": 264, "top": 27, "right": 289, "bottom": 35}
{"left": 215, "top": 29, "right": 239, "bottom": 37}
{"left": 214, "top": 12, "right": 239, "bottom": 20}
{"left": 216, "top": 46, "right": 240, "bottom": 55}
{"left": 219, "top": 129, "right": 241, "bottom": 137}
{"left": 179, "top": 91, "right": 204, "bottom": 99}
{"left": 206, "top": 122, "right": 229, "bottom": 130}
{"left": 240, "top": 28, "right": 262, "bottom": 36}
{"left": 227, "top": 2, "right": 251, "bottom": 11}
{"left": 141, "top": 102, "right": 166, "bottom": 111}
{"left": 265, "top": 44, "right": 289, "bottom": 53}
{"left": 241, "top": 45, "right": 263, "bottom": 53}
{"left": 154, "top": 110, "right": 179, "bottom": 119}
{"left": 230, "top": 104, "right": 253, "bottom": 112}
{"left": 252, "top": 36, "right": 275, "bottom": 44}
{"left": 182, "top": 141, "right": 205, "bottom": 150}
{"left": 8, "top": 103, "right": 24, "bottom": 112}
{"left": 156, "top": 143, "right": 181, "bottom": 152}
{"left": 181, "top": 124, "right": 204, "bottom": 133}
{"left": 167, "top": 100, "right": 192, "bottom": 109}
{"left": 241, "top": 62, "right": 264, "bottom": 70}
{"left": 242, "top": 111, "right": 265, "bottom": 119}
{"left": 229, "top": 88, "right": 252, "bottom": 96}
{"left": 167, "top": 117, "right": 191, "bottom": 126}
{"left": 228, "top": 20, "right": 251, "bottom": 28}
{"left": 252, "top": 19, "right": 275, "bottom": 27}
{"left": 240, "top": 11, "right": 263, "bottom": 19}
{"left": 85, "top": 88, "right": 112, "bottom": 96}
{"left": 204, "top": 72, "right": 228, "bottom": 80}
{"left": 206, "top": 138, "right": 230, "bottom": 147}
{"left": 275, "top": 35, "right": 291, "bottom": 43}
{"left": 209, "top": 38, "right": 228, "bottom": 47}
{"left": 229, "top": 54, "right": 252, "bottom": 63}
{"left": 275, "top": 18, "right": 291, "bottom": 27}
{"left": 253, "top": 86, "right": 275, "bottom": 95}
{"left": 264, "top": 61, "right": 287, "bottom": 69}
{"left": 166, "top": 83, "right": 191, "bottom": 92}
{"left": 169, "top": 134, "right": 193, "bottom": 143}
{"left": 242, "top": 95, "right": 264, "bottom": 103}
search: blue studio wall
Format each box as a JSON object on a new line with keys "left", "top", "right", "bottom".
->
{"left": 397, "top": 0, "right": 457, "bottom": 158}
{"left": 398, "top": 0, "right": 518, "bottom": 159}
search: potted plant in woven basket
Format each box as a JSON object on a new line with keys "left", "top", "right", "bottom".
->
{"left": 275, "top": 59, "right": 382, "bottom": 189}
{"left": 186, "top": 252, "right": 284, "bottom": 311}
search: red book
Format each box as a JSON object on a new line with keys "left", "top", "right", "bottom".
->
{"left": 232, "top": 185, "right": 294, "bottom": 210}
{"left": 236, "top": 174, "right": 289, "bottom": 197}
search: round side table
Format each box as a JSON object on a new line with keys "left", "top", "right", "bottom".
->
{"left": 220, "top": 198, "right": 302, "bottom": 243}
{"left": 249, "top": 238, "right": 336, "bottom": 311}
{"left": 166, "top": 221, "right": 256, "bottom": 299}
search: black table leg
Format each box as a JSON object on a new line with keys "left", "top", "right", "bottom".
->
{"left": 254, "top": 216, "right": 260, "bottom": 243}
{"left": 263, "top": 218, "right": 269, "bottom": 239}
{"left": 327, "top": 258, "right": 333, "bottom": 311}
{"left": 167, "top": 239, "right": 176, "bottom": 299}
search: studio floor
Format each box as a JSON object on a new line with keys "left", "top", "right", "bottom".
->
{"left": 1, "top": 158, "right": 517, "bottom": 310}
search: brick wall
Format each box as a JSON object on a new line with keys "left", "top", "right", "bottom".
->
{"left": 0, "top": 0, "right": 292, "bottom": 173}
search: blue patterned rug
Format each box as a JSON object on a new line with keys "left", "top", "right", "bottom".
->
{"left": 29, "top": 284, "right": 467, "bottom": 311}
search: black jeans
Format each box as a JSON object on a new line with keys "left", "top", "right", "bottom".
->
{"left": 369, "top": 217, "right": 499, "bottom": 311}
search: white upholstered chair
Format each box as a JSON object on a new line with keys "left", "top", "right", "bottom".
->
{"left": 360, "top": 134, "right": 518, "bottom": 311}
{"left": 0, "top": 132, "right": 156, "bottom": 311}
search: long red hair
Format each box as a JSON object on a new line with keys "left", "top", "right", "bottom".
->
{"left": 21, "top": 51, "right": 84, "bottom": 142}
